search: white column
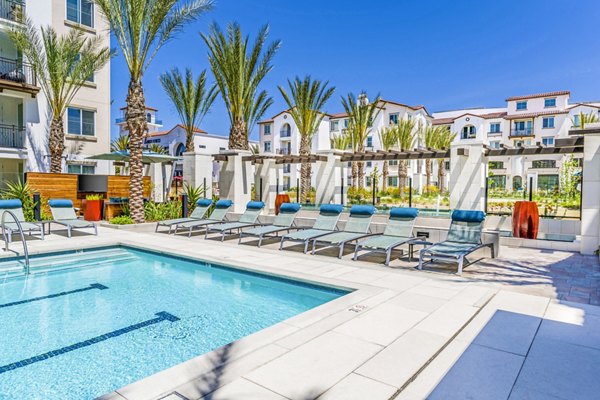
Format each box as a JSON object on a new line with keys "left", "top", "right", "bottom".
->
{"left": 218, "top": 151, "right": 252, "bottom": 213}
{"left": 580, "top": 129, "right": 600, "bottom": 255}
{"left": 147, "top": 163, "right": 163, "bottom": 202}
{"left": 315, "top": 151, "right": 347, "bottom": 205}
{"left": 183, "top": 152, "right": 213, "bottom": 198}
{"left": 449, "top": 142, "right": 486, "bottom": 211}
{"left": 254, "top": 158, "right": 282, "bottom": 215}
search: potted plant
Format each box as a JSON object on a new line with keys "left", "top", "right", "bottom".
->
{"left": 84, "top": 194, "right": 104, "bottom": 221}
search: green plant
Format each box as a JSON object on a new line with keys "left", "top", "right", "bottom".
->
{"left": 1, "top": 179, "right": 36, "bottom": 221}
{"left": 86, "top": 194, "right": 103, "bottom": 200}
{"left": 183, "top": 183, "right": 207, "bottom": 214}
{"left": 144, "top": 201, "right": 182, "bottom": 222}
{"left": 109, "top": 215, "right": 135, "bottom": 225}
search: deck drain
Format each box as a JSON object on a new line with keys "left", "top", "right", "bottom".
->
{"left": 348, "top": 304, "right": 368, "bottom": 313}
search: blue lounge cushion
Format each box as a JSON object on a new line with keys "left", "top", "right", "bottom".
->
{"left": 196, "top": 198, "right": 213, "bottom": 207}
{"left": 390, "top": 207, "right": 419, "bottom": 219}
{"left": 215, "top": 199, "right": 233, "bottom": 209}
{"left": 279, "top": 203, "right": 301, "bottom": 213}
{"left": 49, "top": 199, "right": 73, "bottom": 208}
{"left": 246, "top": 201, "right": 265, "bottom": 210}
{"left": 349, "top": 205, "right": 376, "bottom": 216}
{"left": 0, "top": 199, "right": 22, "bottom": 209}
{"left": 452, "top": 210, "right": 485, "bottom": 223}
{"left": 319, "top": 204, "right": 344, "bottom": 214}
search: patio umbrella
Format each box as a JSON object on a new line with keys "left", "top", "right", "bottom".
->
{"left": 86, "top": 150, "right": 180, "bottom": 163}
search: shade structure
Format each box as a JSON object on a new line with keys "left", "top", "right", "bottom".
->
{"left": 86, "top": 150, "right": 180, "bottom": 164}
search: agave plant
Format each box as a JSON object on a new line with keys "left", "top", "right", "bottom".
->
{"left": 183, "top": 182, "right": 207, "bottom": 213}
{"left": 202, "top": 23, "right": 280, "bottom": 150}
{"left": 95, "top": 0, "right": 213, "bottom": 223}
{"left": 1, "top": 179, "right": 36, "bottom": 221}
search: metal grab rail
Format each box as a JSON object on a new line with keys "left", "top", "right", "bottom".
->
{"left": 1, "top": 210, "right": 30, "bottom": 274}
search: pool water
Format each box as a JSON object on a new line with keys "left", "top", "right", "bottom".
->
{"left": 0, "top": 247, "right": 346, "bottom": 399}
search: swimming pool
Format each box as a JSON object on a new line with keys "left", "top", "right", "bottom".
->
{"left": 0, "top": 246, "right": 347, "bottom": 399}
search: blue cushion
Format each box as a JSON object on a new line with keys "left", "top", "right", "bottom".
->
{"left": 390, "top": 207, "right": 419, "bottom": 219}
{"left": 49, "top": 199, "right": 73, "bottom": 208}
{"left": 319, "top": 204, "right": 343, "bottom": 214}
{"left": 0, "top": 199, "right": 22, "bottom": 209}
{"left": 196, "top": 199, "right": 213, "bottom": 207}
{"left": 246, "top": 201, "right": 265, "bottom": 210}
{"left": 350, "top": 205, "right": 376, "bottom": 216}
{"left": 452, "top": 210, "right": 485, "bottom": 223}
{"left": 215, "top": 199, "right": 233, "bottom": 209}
{"left": 279, "top": 203, "right": 301, "bottom": 213}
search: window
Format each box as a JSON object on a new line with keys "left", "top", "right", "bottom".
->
{"left": 73, "top": 54, "right": 94, "bottom": 82}
{"left": 198, "top": 145, "right": 206, "bottom": 149}
{"left": 263, "top": 124, "right": 271, "bottom": 135}
{"left": 389, "top": 113, "right": 398, "bottom": 125}
{"left": 366, "top": 161, "right": 372, "bottom": 167}
{"left": 513, "top": 120, "right": 533, "bottom": 135}
{"left": 573, "top": 114, "right": 581, "bottom": 127}
{"left": 67, "top": 107, "right": 95, "bottom": 136}
{"left": 66, "top": 0, "right": 94, "bottom": 27}
{"left": 542, "top": 117, "right": 555, "bottom": 129}
{"left": 330, "top": 121, "right": 339, "bottom": 131}
{"left": 489, "top": 141, "right": 501, "bottom": 149}
{"left": 489, "top": 175, "right": 506, "bottom": 189}
{"left": 407, "top": 114, "right": 412, "bottom": 121}
{"left": 542, "top": 137, "right": 554, "bottom": 147}
{"left": 263, "top": 141, "right": 271, "bottom": 152}
{"left": 444, "top": 161, "right": 450, "bottom": 170}
{"left": 461, "top": 125, "right": 476, "bottom": 139}
{"left": 516, "top": 101, "right": 527, "bottom": 110}
{"left": 489, "top": 161, "right": 504, "bottom": 169}
{"left": 175, "top": 143, "right": 185, "bottom": 156}
{"left": 388, "top": 176, "right": 398, "bottom": 187}
{"left": 513, "top": 176, "right": 523, "bottom": 190}
{"left": 544, "top": 98, "right": 556, "bottom": 108}
{"left": 365, "top": 177, "right": 372, "bottom": 187}
{"left": 219, "top": 147, "right": 225, "bottom": 151}
{"left": 366, "top": 136, "right": 373, "bottom": 147}
{"left": 537, "top": 175, "right": 559, "bottom": 191}
{"left": 283, "top": 164, "right": 291, "bottom": 173}
{"left": 389, "top": 160, "right": 398, "bottom": 166}
{"left": 67, "top": 164, "right": 95, "bottom": 174}
{"left": 532, "top": 160, "right": 556, "bottom": 169}
{"left": 489, "top": 123, "right": 501, "bottom": 134}
{"left": 343, "top": 119, "right": 349, "bottom": 128}
{"left": 280, "top": 123, "right": 291, "bottom": 137}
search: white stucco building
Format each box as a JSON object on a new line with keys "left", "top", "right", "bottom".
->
{"left": 0, "top": 0, "right": 112, "bottom": 185}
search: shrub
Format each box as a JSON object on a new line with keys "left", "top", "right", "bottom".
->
{"left": 86, "top": 194, "right": 103, "bottom": 200}
{"left": 144, "top": 201, "right": 181, "bottom": 222}
{"left": 1, "top": 179, "right": 36, "bottom": 221}
{"left": 422, "top": 185, "right": 440, "bottom": 197}
{"left": 109, "top": 215, "right": 135, "bottom": 225}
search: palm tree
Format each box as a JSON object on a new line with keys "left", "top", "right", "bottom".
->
{"left": 436, "top": 127, "right": 457, "bottom": 191}
{"left": 111, "top": 134, "right": 130, "bottom": 151}
{"left": 572, "top": 111, "right": 599, "bottom": 129}
{"left": 423, "top": 125, "right": 444, "bottom": 192}
{"left": 95, "top": 0, "right": 213, "bottom": 223}
{"left": 160, "top": 68, "right": 216, "bottom": 152}
{"left": 330, "top": 132, "right": 350, "bottom": 151}
{"left": 378, "top": 126, "right": 397, "bottom": 192}
{"left": 202, "top": 23, "right": 280, "bottom": 150}
{"left": 9, "top": 20, "right": 111, "bottom": 173}
{"left": 278, "top": 76, "right": 335, "bottom": 202}
{"left": 148, "top": 143, "right": 168, "bottom": 154}
{"left": 341, "top": 92, "right": 381, "bottom": 188}
{"left": 395, "top": 118, "right": 416, "bottom": 197}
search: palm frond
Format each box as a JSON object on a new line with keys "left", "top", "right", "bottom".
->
{"left": 111, "top": 134, "right": 130, "bottom": 151}
{"left": 341, "top": 92, "right": 381, "bottom": 152}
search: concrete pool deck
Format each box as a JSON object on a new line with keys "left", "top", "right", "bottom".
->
{"left": 2, "top": 226, "right": 599, "bottom": 400}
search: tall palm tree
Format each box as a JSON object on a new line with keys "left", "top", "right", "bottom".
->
{"left": 423, "top": 125, "right": 444, "bottom": 192}
{"left": 378, "top": 126, "right": 397, "bottom": 192}
{"left": 341, "top": 92, "right": 381, "bottom": 188}
{"left": 278, "top": 76, "right": 335, "bottom": 202}
{"left": 160, "top": 68, "right": 216, "bottom": 152}
{"left": 202, "top": 23, "right": 280, "bottom": 150}
{"left": 572, "top": 111, "right": 599, "bottom": 129}
{"left": 330, "top": 132, "right": 350, "bottom": 151}
{"left": 95, "top": 0, "right": 213, "bottom": 223}
{"left": 10, "top": 20, "right": 111, "bottom": 173}
{"left": 395, "top": 118, "right": 416, "bottom": 197}
{"left": 436, "top": 127, "right": 457, "bottom": 191}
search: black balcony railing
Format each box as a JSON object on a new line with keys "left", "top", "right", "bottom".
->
{"left": 0, "top": 124, "right": 25, "bottom": 148}
{"left": 510, "top": 128, "right": 533, "bottom": 137}
{"left": 0, "top": 57, "right": 36, "bottom": 86}
{"left": 0, "top": 0, "right": 24, "bottom": 23}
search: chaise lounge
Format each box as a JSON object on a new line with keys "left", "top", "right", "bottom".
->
{"left": 238, "top": 203, "right": 301, "bottom": 247}
{"left": 279, "top": 204, "right": 344, "bottom": 253}
{"left": 155, "top": 198, "right": 213, "bottom": 233}
{"left": 0, "top": 199, "right": 45, "bottom": 243}
{"left": 418, "top": 209, "right": 494, "bottom": 274}
{"left": 204, "top": 201, "right": 265, "bottom": 241}
{"left": 175, "top": 199, "right": 233, "bottom": 237}
{"left": 49, "top": 199, "right": 97, "bottom": 238}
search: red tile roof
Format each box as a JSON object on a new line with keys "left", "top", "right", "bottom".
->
{"left": 432, "top": 117, "right": 455, "bottom": 126}
{"left": 504, "top": 110, "right": 570, "bottom": 119}
{"left": 505, "top": 91, "right": 570, "bottom": 102}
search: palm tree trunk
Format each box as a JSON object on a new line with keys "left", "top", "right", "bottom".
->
{"left": 398, "top": 160, "right": 408, "bottom": 197}
{"left": 48, "top": 116, "right": 65, "bottom": 173}
{"left": 185, "top": 128, "right": 195, "bottom": 153}
{"left": 351, "top": 162, "right": 358, "bottom": 188}
{"left": 438, "top": 160, "right": 446, "bottom": 192}
{"left": 382, "top": 160, "right": 388, "bottom": 192}
{"left": 126, "top": 80, "right": 148, "bottom": 223}
{"left": 357, "top": 161, "right": 365, "bottom": 188}
{"left": 299, "top": 134, "right": 311, "bottom": 203}
{"left": 229, "top": 118, "right": 249, "bottom": 150}
{"left": 425, "top": 159, "right": 432, "bottom": 192}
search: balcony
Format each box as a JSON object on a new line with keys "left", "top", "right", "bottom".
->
{"left": 116, "top": 117, "right": 163, "bottom": 125}
{"left": 277, "top": 148, "right": 291, "bottom": 155}
{"left": 0, "top": 124, "right": 25, "bottom": 149}
{"left": 510, "top": 128, "right": 533, "bottom": 137}
{"left": 0, "top": 57, "right": 38, "bottom": 95}
{"left": 0, "top": 0, "right": 24, "bottom": 24}
{"left": 280, "top": 130, "right": 291, "bottom": 138}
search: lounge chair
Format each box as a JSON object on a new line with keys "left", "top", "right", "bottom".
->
{"left": 0, "top": 199, "right": 45, "bottom": 243}
{"left": 204, "top": 201, "right": 265, "bottom": 241}
{"left": 175, "top": 199, "right": 233, "bottom": 237}
{"left": 48, "top": 199, "right": 97, "bottom": 238}
{"left": 238, "top": 203, "right": 301, "bottom": 247}
{"left": 353, "top": 207, "right": 424, "bottom": 266}
{"left": 279, "top": 204, "right": 344, "bottom": 253}
{"left": 311, "top": 205, "right": 377, "bottom": 259}
{"left": 155, "top": 198, "right": 213, "bottom": 233}
{"left": 418, "top": 210, "right": 494, "bottom": 274}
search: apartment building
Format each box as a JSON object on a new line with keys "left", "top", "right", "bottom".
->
{"left": 433, "top": 90, "right": 595, "bottom": 192}
{"left": 0, "top": 1, "right": 111, "bottom": 185}
{"left": 258, "top": 100, "right": 431, "bottom": 190}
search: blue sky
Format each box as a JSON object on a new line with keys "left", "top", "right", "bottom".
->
{"left": 109, "top": 0, "right": 600, "bottom": 140}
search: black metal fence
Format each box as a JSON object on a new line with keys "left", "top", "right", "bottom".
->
{"left": 0, "top": 124, "right": 25, "bottom": 149}
{"left": 0, "top": 56, "right": 36, "bottom": 87}
{"left": 0, "top": 0, "right": 24, "bottom": 24}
